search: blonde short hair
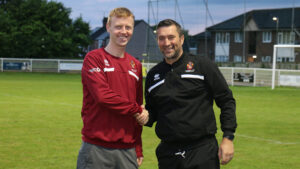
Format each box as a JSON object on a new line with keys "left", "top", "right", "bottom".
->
{"left": 107, "top": 7, "right": 135, "bottom": 25}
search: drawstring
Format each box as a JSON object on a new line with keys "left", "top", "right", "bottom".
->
{"left": 175, "top": 150, "right": 186, "bottom": 158}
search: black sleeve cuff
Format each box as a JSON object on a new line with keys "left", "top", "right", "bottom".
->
{"left": 223, "top": 131, "right": 234, "bottom": 137}
{"left": 144, "top": 113, "right": 154, "bottom": 127}
{"left": 223, "top": 131, "right": 235, "bottom": 140}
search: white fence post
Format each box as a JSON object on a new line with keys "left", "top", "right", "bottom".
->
{"left": 272, "top": 45, "right": 277, "bottom": 90}
{"left": 231, "top": 68, "right": 234, "bottom": 86}
{"left": 253, "top": 68, "right": 256, "bottom": 87}
{"left": 30, "top": 59, "right": 33, "bottom": 72}
{"left": 58, "top": 60, "right": 60, "bottom": 73}
{"left": 1, "top": 58, "right": 3, "bottom": 72}
{"left": 278, "top": 69, "right": 281, "bottom": 87}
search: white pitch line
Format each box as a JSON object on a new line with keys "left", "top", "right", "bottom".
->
{"left": 236, "top": 134, "right": 300, "bottom": 145}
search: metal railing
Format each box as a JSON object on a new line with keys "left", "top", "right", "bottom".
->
{"left": 1, "top": 58, "right": 299, "bottom": 88}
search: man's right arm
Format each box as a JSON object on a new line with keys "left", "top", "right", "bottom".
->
{"left": 82, "top": 54, "right": 142, "bottom": 116}
{"left": 144, "top": 73, "right": 157, "bottom": 127}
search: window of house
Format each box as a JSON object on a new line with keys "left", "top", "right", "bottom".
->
{"left": 98, "top": 40, "right": 103, "bottom": 48}
{"left": 215, "top": 55, "right": 229, "bottom": 62}
{"left": 216, "top": 33, "right": 221, "bottom": 43}
{"left": 225, "top": 33, "right": 230, "bottom": 44}
{"left": 290, "top": 32, "right": 296, "bottom": 44}
{"left": 289, "top": 57, "right": 295, "bottom": 62}
{"left": 234, "top": 32, "right": 243, "bottom": 43}
{"left": 277, "top": 32, "right": 283, "bottom": 44}
{"left": 189, "top": 47, "right": 197, "bottom": 55}
{"left": 234, "top": 55, "right": 242, "bottom": 62}
{"left": 279, "top": 57, "right": 295, "bottom": 63}
{"left": 216, "top": 32, "right": 230, "bottom": 44}
{"left": 277, "top": 32, "right": 296, "bottom": 44}
{"left": 262, "top": 56, "right": 271, "bottom": 62}
{"left": 276, "top": 57, "right": 282, "bottom": 62}
{"left": 262, "top": 32, "right": 272, "bottom": 43}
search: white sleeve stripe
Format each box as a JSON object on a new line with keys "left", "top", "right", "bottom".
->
{"left": 128, "top": 71, "right": 139, "bottom": 81}
{"left": 103, "top": 68, "right": 115, "bottom": 72}
{"left": 148, "top": 79, "right": 165, "bottom": 93}
{"left": 181, "top": 74, "right": 204, "bottom": 80}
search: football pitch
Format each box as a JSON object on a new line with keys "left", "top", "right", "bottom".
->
{"left": 0, "top": 72, "right": 299, "bottom": 169}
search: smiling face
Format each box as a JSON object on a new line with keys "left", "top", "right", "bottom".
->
{"left": 106, "top": 16, "right": 134, "bottom": 48}
{"left": 157, "top": 25, "right": 184, "bottom": 64}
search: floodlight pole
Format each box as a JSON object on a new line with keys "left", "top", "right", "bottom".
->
{"left": 272, "top": 17, "right": 279, "bottom": 44}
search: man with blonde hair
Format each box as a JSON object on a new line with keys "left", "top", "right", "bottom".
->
{"left": 76, "top": 7, "right": 148, "bottom": 169}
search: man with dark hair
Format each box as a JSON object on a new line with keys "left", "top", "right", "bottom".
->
{"left": 144, "top": 19, "right": 237, "bottom": 169}
{"left": 77, "top": 7, "right": 148, "bottom": 169}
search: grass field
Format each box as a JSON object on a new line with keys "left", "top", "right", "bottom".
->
{"left": 0, "top": 72, "right": 299, "bottom": 169}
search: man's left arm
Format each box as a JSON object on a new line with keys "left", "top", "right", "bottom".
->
{"left": 202, "top": 58, "right": 237, "bottom": 165}
{"left": 219, "top": 136, "right": 234, "bottom": 165}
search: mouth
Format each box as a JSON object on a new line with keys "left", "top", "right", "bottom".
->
{"left": 119, "top": 36, "right": 128, "bottom": 42}
{"left": 164, "top": 47, "right": 174, "bottom": 53}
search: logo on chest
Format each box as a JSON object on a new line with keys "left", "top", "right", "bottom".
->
{"left": 130, "top": 60, "right": 137, "bottom": 72}
{"left": 104, "top": 59, "right": 110, "bottom": 66}
{"left": 154, "top": 74, "right": 160, "bottom": 81}
{"left": 185, "top": 61, "right": 195, "bottom": 72}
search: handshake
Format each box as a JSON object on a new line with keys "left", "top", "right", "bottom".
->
{"left": 134, "top": 105, "right": 149, "bottom": 126}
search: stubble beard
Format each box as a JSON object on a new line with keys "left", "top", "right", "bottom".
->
{"left": 164, "top": 48, "right": 181, "bottom": 62}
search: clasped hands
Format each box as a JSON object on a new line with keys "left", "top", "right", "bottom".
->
{"left": 134, "top": 105, "right": 149, "bottom": 126}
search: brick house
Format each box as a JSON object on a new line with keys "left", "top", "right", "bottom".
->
{"left": 196, "top": 7, "right": 300, "bottom": 63}
{"left": 189, "top": 31, "right": 211, "bottom": 57}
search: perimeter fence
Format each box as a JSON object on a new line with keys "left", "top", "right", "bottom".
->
{"left": 1, "top": 58, "right": 299, "bottom": 88}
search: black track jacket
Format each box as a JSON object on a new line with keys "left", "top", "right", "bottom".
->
{"left": 145, "top": 54, "right": 237, "bottom": 143}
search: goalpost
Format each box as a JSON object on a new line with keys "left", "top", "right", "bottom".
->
{"left": 272, "top": 44, "right": 300, "bottom": 89}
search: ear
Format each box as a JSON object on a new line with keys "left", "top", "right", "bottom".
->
{"left": 180, "top": 34, "right": 185, "bottom": 46}
{"left": 106, "top": 22, "right": 110, "bottom": 33}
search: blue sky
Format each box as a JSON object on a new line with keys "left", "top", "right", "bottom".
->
{"left": 54, "top": 0, "right": 299, "bottom": 35}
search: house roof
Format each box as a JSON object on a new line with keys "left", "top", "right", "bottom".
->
{"left": 191, "top": 31, "right": 211, "bottom": 39}
{"left": 90, "top": 27, "right": 107, "bottom": 40}
{"left": 207, "top": 7, "right": 300, "bottom": 31}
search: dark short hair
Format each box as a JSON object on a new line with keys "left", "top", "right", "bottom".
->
{"left": 157, "top": 19, "right": 183, "bottom": 36}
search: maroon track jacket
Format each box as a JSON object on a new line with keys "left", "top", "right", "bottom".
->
{"left": 80, "top": 48, "right": 143, "bottom": 157}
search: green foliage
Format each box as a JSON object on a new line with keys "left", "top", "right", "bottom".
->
{"left": 0, "top": 0, "right": 92, "bottom": 58}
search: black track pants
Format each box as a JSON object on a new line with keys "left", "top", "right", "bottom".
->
{"left": 156, "top": 136, "right": 220, "bottom": 169}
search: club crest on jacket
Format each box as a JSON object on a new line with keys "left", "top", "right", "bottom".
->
{"left": 186, "top": 61, "right": 195, "bottom": 72}
{"left": 130, "top": 60, "right": 136, "bottom": 69}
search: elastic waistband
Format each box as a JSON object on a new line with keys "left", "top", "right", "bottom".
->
{"left": 160, "top": 135, "right": 216, "bottom": 150}
{"left": 82, "top": 137, "right": 135, "bottom": 150}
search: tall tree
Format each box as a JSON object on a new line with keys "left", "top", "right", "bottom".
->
{"left": 0, "top": 0, "right": 91, "bottom": 58}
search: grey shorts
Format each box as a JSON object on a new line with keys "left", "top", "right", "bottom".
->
{"left": 76, "top": 141, "right": 138, "bottom": 169}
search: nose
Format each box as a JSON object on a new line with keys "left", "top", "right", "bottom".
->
{"left": 120, "top": 26, "right": 127, "bottom": 34}
{"left": 163, "top": 39, "right": 171, "bottom": 47}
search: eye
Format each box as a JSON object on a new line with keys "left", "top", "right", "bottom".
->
{"left": 115, "top": 26, "right": 122, "bottom": 29}
{"left": 126, "top": 26, "right": 132, "bottom": 30}
{"left": 168, "top": 36, "right": 175, "bottom": 40}
{"left": 158, "top": 36, "right": 165, "bottom": 41}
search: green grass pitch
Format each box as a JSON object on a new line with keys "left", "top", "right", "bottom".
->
{"left": 0, "top": 72, "right": 299, "bottom": 169}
